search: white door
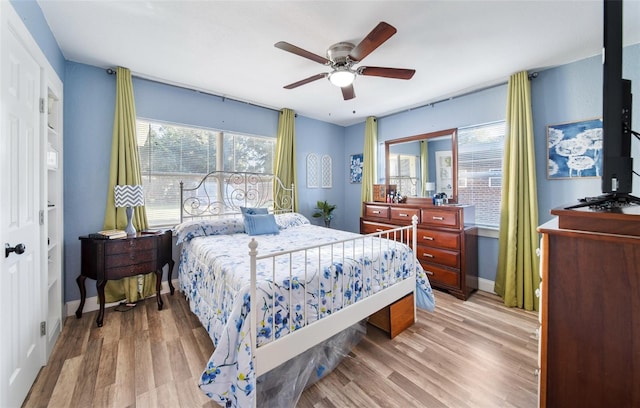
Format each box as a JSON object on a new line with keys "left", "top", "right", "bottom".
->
{"left": 1, "top": 10, "right": 44, "bottom": 407}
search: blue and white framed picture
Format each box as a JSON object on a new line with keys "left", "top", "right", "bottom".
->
{"left": 349, "top": 153, "right": 363, "bottom": 183}
{"left": 547, "top": 118, "right": 602, "bottom": 179}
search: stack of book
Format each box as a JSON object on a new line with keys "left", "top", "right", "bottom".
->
{"left": 88, "top": 229, "right": 127, "bottom": 239}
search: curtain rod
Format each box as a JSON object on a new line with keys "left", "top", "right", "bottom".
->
{"left": 381, "top": 71, "right": 539, "bottom": 118}
{"left": 106, "top": 68, "right": 280, "bottom": 113}
{"left": 107, "top": 68, "right": 537, "bottom": 123}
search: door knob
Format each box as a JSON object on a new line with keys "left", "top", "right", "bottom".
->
{"left": 5, "top": 243, "right": 26, "bottom": 258}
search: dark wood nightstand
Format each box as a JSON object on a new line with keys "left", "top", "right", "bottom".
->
{"left": 76, "top": 230, "right": 173, "bottom": 327}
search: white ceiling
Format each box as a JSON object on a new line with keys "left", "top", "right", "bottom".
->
{"left": 37, "top": 0, "right": 640, "bottom": 127}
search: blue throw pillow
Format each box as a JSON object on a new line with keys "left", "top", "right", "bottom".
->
{"left": 244, "top": 213, "right": 280, "bottom": 236}
{"left": 240, "top": 207, "right": 269, "bottom": 232}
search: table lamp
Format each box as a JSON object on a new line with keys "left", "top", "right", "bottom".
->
{"left": 425, "top": 182, "right": 436, "bottom": 198}
{"left": 114, "top": 185, "right": 145, "bottom": 237}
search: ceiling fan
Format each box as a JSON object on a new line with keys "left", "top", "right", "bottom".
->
{"left": 275, "top": 21, "right": 416, "bottom": 101}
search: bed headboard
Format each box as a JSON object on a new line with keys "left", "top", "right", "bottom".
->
{"left": 179, "top": 171, "right": 294, "bottom": 222}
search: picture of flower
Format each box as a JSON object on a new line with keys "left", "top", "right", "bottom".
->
{"left": 350, "top": 153, "right": 363, "bottom": 183}
{"left": 547, "top": 118, "right": 602, "bottom": 179}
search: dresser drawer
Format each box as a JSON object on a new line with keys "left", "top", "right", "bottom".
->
{"left": 415, "top": 228, "right": 460, "bottom": 250}
{"left": 360, "top": 220, "right": 394, "bottom": 235}
{"left": 416, "top": 245, "right": 460, "bottom": 268}
{"left": 106, "top": 249, "right": 156, "bottom": 268}
{"left": 420, "top": 262, "right": 460, "bottom": 288}
{"left": 106, "top": 260, "right": 157, "bottom": 280}
{"left": 364, "top": 204, "right": 390, "bottom": 219}
{"left": 390, "top": 207, "right": 420, "bottom": 223}
{"left": 421, "top": 208, "right": 460, "bottom": 229}
{"left": 105, "top": 236, "right": 156, "bottom": 255}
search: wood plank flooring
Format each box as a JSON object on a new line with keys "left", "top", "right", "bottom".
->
{"left": 23, "top": 290, "right": 539, "bottom": 407}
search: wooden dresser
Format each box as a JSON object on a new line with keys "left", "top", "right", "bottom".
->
{"left": 537, "top": 206, "right": 640, "bottom": 407}
{"left": 361, "top": 201, "right": 478, "bottom": 300}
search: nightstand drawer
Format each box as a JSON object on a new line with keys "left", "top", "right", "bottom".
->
{"left": 106, "top": 249, "right": 156, "bottom": 268}
{"left": 416, "top": 245, "right": 460, "bottom": 268}
{"left": 415, "top": 228, "right": 460, "bottom": 249}
{"left": 106, "top": 260, "right": 157, "bottom": 280}
{"left": 105, "top": 237, "right": 156, "bottom": 255}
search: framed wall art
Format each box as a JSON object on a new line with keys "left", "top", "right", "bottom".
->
{"left": 306, "top": 153, "right": 319, "bottom": 188}
{"left": 321, "top": 155, "right": 332, "bottom": 188}
{"left": 547, "top": 118, "right": 602, "bottom": 179}
{"left": 349, "top": 153, "right": 363, "bottom": 183}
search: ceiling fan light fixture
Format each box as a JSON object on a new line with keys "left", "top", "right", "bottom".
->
{"left": 328, "top": 68, "right": 356, "bottom": 87}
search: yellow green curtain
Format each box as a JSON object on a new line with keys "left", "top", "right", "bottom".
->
{"left": 274, "top": 108, "right": 298, "bottom": 211}
{"left": 494, "top": 71, "right": 540, "bottom": 311}
{"left": 420, "top": 140, "right": 429, "bottom": 195}
{"left": 103, "top": 66, "right": 155, "bottom": 303}
{"left": 361, "top": 116, "right": 377, "bottom": 212}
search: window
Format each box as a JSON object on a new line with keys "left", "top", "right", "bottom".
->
{"left": 388, "top": 153, "right": 418, "bottom": 196}
{"left": 457, "top": 121, "right": 506, "bottom": 227}
{"left": 136, "top": 119, "right": 275, "bottom": 227}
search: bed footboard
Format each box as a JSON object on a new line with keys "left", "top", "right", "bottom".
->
{"left": 248, "top": 215, "right": 419, "bottom": 381}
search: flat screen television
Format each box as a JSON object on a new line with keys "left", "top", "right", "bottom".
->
{"left": 601, "top": 0, "right": 633, "bottom": 195}
{"left": 570, "top": 0, "right": 637, "bottom": 208}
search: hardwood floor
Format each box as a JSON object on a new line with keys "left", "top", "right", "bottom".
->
{"left": 23, "top": 290, "right": 538, "bottom": 407}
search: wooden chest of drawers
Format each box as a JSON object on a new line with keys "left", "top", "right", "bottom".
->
{"left": 361, "top": 202, "right": 478, "bottom": 300}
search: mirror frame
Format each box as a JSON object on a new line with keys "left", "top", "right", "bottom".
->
{"left": 384, "top": 127, "right": 458, "bottom": 204}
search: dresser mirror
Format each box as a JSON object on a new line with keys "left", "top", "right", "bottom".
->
{"left": 384, "top": 128, "right": 458, "bottom": 203}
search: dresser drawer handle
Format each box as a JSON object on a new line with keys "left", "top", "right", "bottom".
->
{"left": 432, "top": 216, "right": 444, "bottom": 221}
{"left": 422, "top": 236, "right": 434, "bottom": 240}
{"left": 399, "top": 213, "right": 408, "bottom": 217}
{"left": 128, "top": 240, "right": 136, "bottom": 247}
{"left": 424, "top": 270, "right": 434, "bottom": 276}
{"left": 422, "top": 253, "right": 434, "bottom": 258}
{"left": 372, "top": 210, "right": 381, "bottom": 214}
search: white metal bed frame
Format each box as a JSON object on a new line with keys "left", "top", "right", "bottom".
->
{"left": 179, "top": 171, "right": 418, "bottom": 407}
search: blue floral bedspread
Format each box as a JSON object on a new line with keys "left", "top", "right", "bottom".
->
{"left": 178, "top": 223, "right": 435, "bottom": 407}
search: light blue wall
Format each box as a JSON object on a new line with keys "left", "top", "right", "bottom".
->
{"left": 533, "top": 44, "right": 640, "bottom": 223}
{"left": 295, "top": 116, "right": 347, "bottom": 228}
{"left": 9, "top": 0, "right": 65, "bottom": 79}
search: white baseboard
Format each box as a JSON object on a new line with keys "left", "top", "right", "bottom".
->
{"left": 477, "top": 277, "right": 496, "bottom": 294}
{"left": 65, "top": 279, "right": 180, "bottom": 317}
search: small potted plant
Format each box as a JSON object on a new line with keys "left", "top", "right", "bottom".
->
{"left": 312, "top": 200, "right": 336, "bottom": 228}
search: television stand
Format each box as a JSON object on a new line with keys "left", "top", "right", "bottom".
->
{"left": 566, "top": 193, "right": 640, "bottom": 210}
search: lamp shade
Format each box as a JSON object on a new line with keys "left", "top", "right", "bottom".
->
{"left": 114, "top": 185, "right": 144, "bottom": 208}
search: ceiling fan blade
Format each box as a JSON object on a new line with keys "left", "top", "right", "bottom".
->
{"left": 283, "top": 73, "right": 327, "bottom": 89}
{"left": 341, "top": 84, "right": 355, "bottom": 100}
{"left": 358, "top": 66, "right": 416, "bottom": 80}
{"left": 275, "top": 41, "right": 330, "bottom": 65}
{"left": 348, "top": 22, "right": 397, "bottom": 62}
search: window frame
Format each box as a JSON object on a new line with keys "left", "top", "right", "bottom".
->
{"left": 136, "top": 118, "right": 276, "bottom": 227}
